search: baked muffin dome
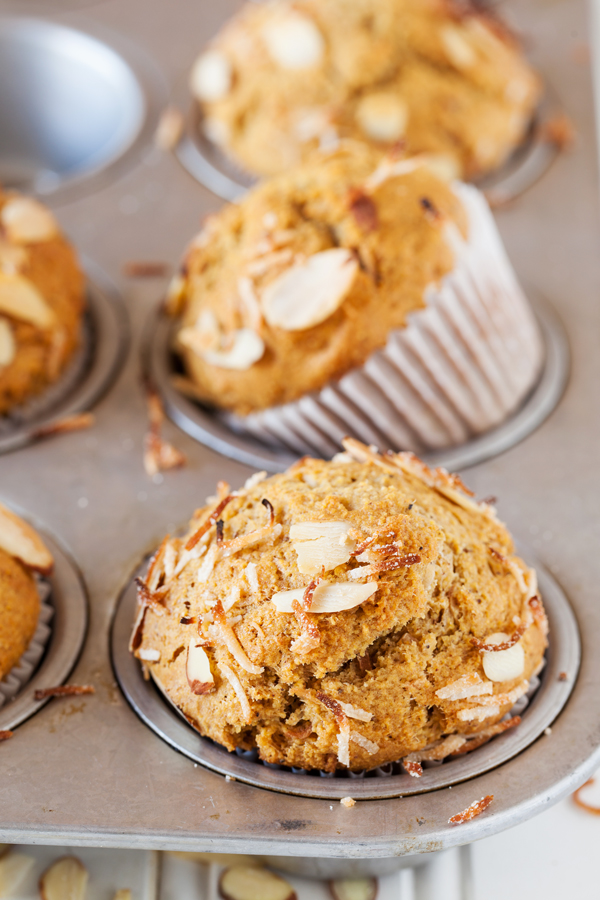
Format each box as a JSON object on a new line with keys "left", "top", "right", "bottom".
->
{"left": 131, "top": 442, "right": 548, "bottom": 772}
{"left": 0, "top": 547, "right": 40, "bottom": 681}
{"left": 190, "top": 0, "right": 541, "bottom": 180}
{"left": 169, "top": 143, "right": 542, "bottom": 454}
{"left": 0, "top": 191, "right": 85, "bottom": 415}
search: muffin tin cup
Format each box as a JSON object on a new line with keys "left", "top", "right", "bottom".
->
{"left": 0, "top": 17, "right": 166, "bottom": 203}
{"left": 173, "top": 78, "right": 564, "bottom": 205}
{"left": 0, "top": 510, "right": 88, "bottom": 733}
{"left": 111, "top": 545, "right": 579, "bottom": 801}
{"left": 222, "top": 183, "right": 544, "bottom": 458}
{"left": 0, "top": 260, "right": 129, "bottom": 455}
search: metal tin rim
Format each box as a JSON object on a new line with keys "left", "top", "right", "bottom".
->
{"left": 0, "top": 507, "right": 89, "bottom": 732}
{"left": 0, "top": 260, "right": 130, "bottom": 455}
{"left": 144, "top": 290, "right": 569, "bottom": 473}
{"left": 110, "top": 546, "right": 579, "bottom": 800}
{"left": 0, "top": 15, "right": 167, "bottom": 205}
{"left": 172, "top": 75, "right": 562, "bottom": 204}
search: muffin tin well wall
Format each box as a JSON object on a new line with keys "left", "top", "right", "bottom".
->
{"left": 0, "top": 0, "right": 598, "bottom": 863}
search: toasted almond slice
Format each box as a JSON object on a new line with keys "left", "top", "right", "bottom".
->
{"left": 0, "top": 501, "right": 53, "bottom": 574}
{"left": 187, "top": 641, "right": 215, "bottom": 694}
{"left": 482, "top": 633, "right": 525, "bottom": 682}
{"left": 290, "top": 520, "right": 355, "bottom": 575}
{"left": 0, "top": 272, "right": 55, "bottom": 328}
{"left": 441, "top": 25, "right": 476, "bottom": 69}
{"left": 1, "top": 197, "right": 58, "bottom": 243}
{"left": 190, "top": 50, "right": 232, "bottom": 102}
{"left": 113, "top": 892, "right": 132, "bottom": 900}
{"left": 201, "top": 328, "right": 265, "bottom": 370}
{"left": 262, "top": 249, "right": 358, "bottom": 331}
{"left": 329, "top": 877, "right": 378, "bottom": 900}
{"left": 0, "top": 851, "right": 35, "bottom": 894}
{"left": 39, "top": 856, "right": 88, "bottom": 900}
{"left": 272, "top": 581, "right": 378, "bottom": 614}
{"left": 356, "top": 93, "right": 408, "bottom": 143}
{"left": 219, "top": 865, "right": 297, "bottom": 900}
{"left": 0, "top": 318, "right": 15, "bottom": 367}
{"left": 435, "top": 673, "right": 493, "bottom": 701}
{"left": 262, "top": 13, "right": 324, "bottom": 70}
{"left": 138, "top": 647, "right": 161, "bottom": 662}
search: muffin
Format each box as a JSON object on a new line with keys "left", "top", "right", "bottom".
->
{"left": 0, "top": 191, "right": 85, "bottom": 415}
{"left": 169, "top": 143, "right": 543, "bottom": 456}
{"left": 190, "top": 0, "right": 541, "bottom": 180}
{"left": 0, "top": 501, "right": 53, "bottom": 681}
{"left": 130, "top": 441, "right": 548, "bottom": 772}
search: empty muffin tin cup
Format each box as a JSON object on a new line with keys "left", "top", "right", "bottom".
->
{"left": 0, "top": 17, "right": 165, "bottom": 202}
{"left": 111, "top": 545, "right": 579, "bottom": 801}
{"left": 0, "top": 261, "right": 129, "bottom": 455}
{"left": 0, "top": 510, "right": 88, "bottom": 733}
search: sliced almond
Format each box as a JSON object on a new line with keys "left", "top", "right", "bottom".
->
{"left": 113, "top": 892, "right": 132, "bottom": 900}
{"left": 441, "top": 25, "right": 476, "bottom": 70}
{"left": 482, "top": 633, "right": 525, "bottom": 683}
{"left": 356, "top": 93, "right": 408, "bottom": 143}
{"left": 0, "top": 501, "right": 53, "bottom": 574}
{"left": 290, "top": 520, "right": 355, "bottom": 575}
{"left": 138, "top": 647, "right": 161, "bottom": 662}
{"left": 219, "top": 865, "right": 297, "bottom": 900}
{"left": 198, "top": 328, "right": 265, "bottom": 370}
{"left": 0, "top": 272, "right": 55, "bottom": 328}
{"left": 187, "top": 641, "right": 215, "bottom": 694}
{"left": 0, "top": 318, "right": 15, "bottom": 367}
{"left": 271, "top": 581, "right": 378, "bottom": 614}
{"left": 39, "top": 856, "right": 88, "bottom": 900}
{"left": 1, "top": 197, "right": 58, "bottom": 244}
{"left": 0, "top": 851, "right": 35, "bottom": 894}
{"left": 262, "top": 249, "right": 357, "bottom": 331}
{"left": 0, "top": 239, "right": 27, "bottom": 274}
{"left": 262, "top": 13, "right": 324, "bottom": 70}
{"left": 190, "top": 50, "right": 232, "bottom": 102}
{"left": 329, "top": 877, "right": 378, "bottom": 900}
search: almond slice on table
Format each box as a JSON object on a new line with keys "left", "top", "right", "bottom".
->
{"left": 113, "top": 891, "right": 132, "bottom": 900}
{"left": 289, "top": 520, "right": 355, "bottom": 575}
{"left": 190, "top": 50, "right": 232, "bottom": 102}
{"left": 262, "top": 249, "right": 358, "bottom": 331}
{"left": 219, "top": 865, "right": 297, "bottom": 900}
{"left": 186, "top": 641, "right": 215, "bottom": 694}
{"left": 0, "top": 850, "right": 35, "bottom": 894}
{"left": 271, "top": 581, "right": 378, "bottom": 613}
{"left": 261, "top": 13, "right": 325, "bottom": 70}
{"left": 0, "top": 272, "right": 55, "bottom": 328}
{"left": 0, "top": 501, "right": 53, "bottom": 574}
{"left": 0, "top": 318, "right": 15, "bottom": 367}
{"left": 482, "top": 632, "right": 525, "bottom": 682}
{"left": 39, "top": 856, "right": 88, "bottom": 900}
{"left": 329, "top": 877, "right": 378, "bottom": 900}
{"left": 1, "top": 197, "right": 59, "bottom": 243}
{"left": 356, "top": 93, "right": 408, "bottom": 143}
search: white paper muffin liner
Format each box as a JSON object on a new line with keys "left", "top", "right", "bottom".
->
{"left": 222, "top": 182, "right": 544, "bottom": 457}
{"left": 0, "top": 577, "right": 53, "bottom": 709}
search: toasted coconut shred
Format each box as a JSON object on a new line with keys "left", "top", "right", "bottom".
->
{"left": 211, "top": 600, "right": 264, "bottom": 675}
{"left": 219, "top": 663, "right": 252, "bottom": 723}
{"left": 449, "top": 794, "right": 494, "bottom": 825}
{"left": 573, "top": 779, "right": 600, "bottom": 815}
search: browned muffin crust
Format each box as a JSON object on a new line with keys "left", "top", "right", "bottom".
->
{"left": 0, "top": 547, "right": 40, "bottom": 681}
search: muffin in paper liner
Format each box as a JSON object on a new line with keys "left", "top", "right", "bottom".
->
{"left": 221, "top": 182, "right": 544, "bottom": 457}
{"left": 0, "top": 577, "right": 53, "bottom": 709}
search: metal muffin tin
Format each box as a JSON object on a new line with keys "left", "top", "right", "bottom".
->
{"left": 0, "top": 0, "right": 598, "bottom": 865}
{"left": 173, "top": 77, "right": 563, "bottom": 205}
{"left": 145, "top": 289, "right": 569, "bottom": 473}
{"left": 112, "top": 547, "right": 579, "bottom": 800}
{"left": 0, "top": 508, "right": 88, "bottom": 732}
{"left": 0, "top": 15, "right": 166, "bottom": 203}
{"left": 0, "top": 262, "right": 129, "bottom": 455}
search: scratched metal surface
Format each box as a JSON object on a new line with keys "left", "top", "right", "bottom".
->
{"left": 0, "top": 0, "right": 598, "bottom": 860}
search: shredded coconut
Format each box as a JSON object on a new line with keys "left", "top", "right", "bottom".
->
{"left": 219, "top": 663, "right": 251, "bottom": 723}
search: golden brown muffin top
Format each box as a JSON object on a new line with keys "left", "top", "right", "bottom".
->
{"left": 0, "top": 191, "right": 85, "bottom": 414}
{"left": 0, "top": 547, "right": 40, "bottom": 681}
{"left": 191, "top": 0, "right": 541, "bottom": 179}
{"left": 133, "top": 442, "right": 547, "bottom": 771}
{"left": 171, "top": 143, "right": 467, "bottom": 415}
